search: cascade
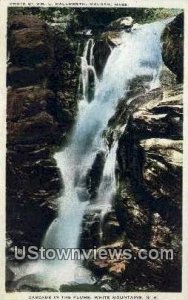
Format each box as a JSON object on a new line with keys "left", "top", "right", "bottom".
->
{"left": 10, "top": 18, "right": 172, "bottom": 289}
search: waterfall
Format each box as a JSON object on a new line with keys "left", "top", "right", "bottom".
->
{"left": 11, "top": 19, "right": 171, "bottom": 289}
{"left": 81, "top": 38, "right": 97, "bottom": 103}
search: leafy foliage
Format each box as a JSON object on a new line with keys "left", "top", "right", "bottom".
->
{"left": 8, "top": 7, "right": 182, "bottom": 33}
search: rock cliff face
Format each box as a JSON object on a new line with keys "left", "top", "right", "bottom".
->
{"left": 162, "top": 12, "right": 183, "bottom": 83}
{"left": 87, "top": 14, "right": 183, "bottom": 292}
{"left": 6, "top": 15, "right": 79, "bottom": 260}
{"left": 116, "top": 85, "right": 182, "bottom": 291}
{"left": 87, "top": 85, "right": 182, "bottom": 291}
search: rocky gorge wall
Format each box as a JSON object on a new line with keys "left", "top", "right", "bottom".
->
{"left": 6, "top": 15, "right": 80, "bottom": 262}
{"left": 87, "top": 13, "right": 183, "bottom": 292}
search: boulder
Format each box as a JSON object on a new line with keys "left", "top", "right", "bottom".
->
{"left": 131, "top": 85, "right": 183, "bottom": 139}
{"left": 101, "top": 31, "right": 123, "bottom": 47}
{"left": 107, "top": 17, "right": 134, "bottom": 31}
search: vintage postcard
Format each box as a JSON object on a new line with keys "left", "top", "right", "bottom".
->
{"left": 0, "top": 0, "right": 188, "bottom": 299}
